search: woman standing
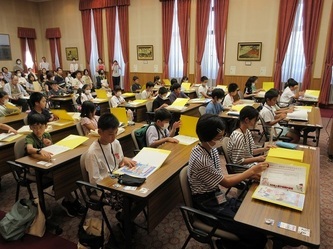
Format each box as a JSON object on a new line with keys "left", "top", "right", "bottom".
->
{"left": 111, "top": 60, "right": 121, "bottom": 88}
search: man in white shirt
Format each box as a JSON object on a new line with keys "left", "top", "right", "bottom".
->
{"left": 39, "top": 57, "right": 50, "bottom": 71}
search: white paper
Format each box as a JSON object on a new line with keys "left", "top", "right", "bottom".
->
{"left": 42, "top": 144, "right": 70, "bottom": 156}
{"left": 173, "top": 135, "right": 198, "bottom": 145}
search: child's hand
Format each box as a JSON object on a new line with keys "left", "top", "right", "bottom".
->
{"left": 172, "top": 121, "right": 181, "bottom": 130}
{"left": 42, "top": 138, "right": 52, "bottom": 146}
{"left": 161, "top": 103, "right": 169, "bottom": 108}
{"left": 40, "top": 150, "right": 53, "bottom": 160}
{"left": 122, "top": 157, "right": 137, "bottom": 168}
{"left": 252, "top": 162, "right": 269, "bottom": 174}
{"left": 256, "top": 155, "right": 266, "bottom": 162}
{"left": 8, "top": 128, "right": 17, "bottom": 134}
{"left": 167, "top": 137, "right": 179, "bottom": 143}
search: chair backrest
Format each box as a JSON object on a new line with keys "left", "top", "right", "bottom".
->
{"left": 146, "top": 101, "right": 153, "bottom": 112}
{"left": 221, "top": 137, "right": 232, "bottom": 164}
{"left": 80, "top": 152, "right": 90, "bottom": 183}
{"left": 179, "top": 166, "right": 193, "bottom": 207}
{"left": 238, "top": 90, "right": 244, "bottom": 99}
{"left": 23, "top": 116, "right": 28, "bottom": 125}
{"left": 76, "top": 122, "right": 85, "bottom": 136}
{"left": 14, "top": 137, "right": 26, "bottom": 159}
{"left": 258, "top": 115, "right": 270, "bottom": 141}
{"left": 131, "top": 128, "right": 140, "bottom": 151}
{"left": 198, "top": 106, "right": 206, "bottom": 116}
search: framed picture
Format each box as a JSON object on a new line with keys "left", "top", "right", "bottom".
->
{"left": 237, "top": 42, "right": 262, "bottom": 61}
{"left": 0, "top": 34, "right": 12, "bottom": 61}
{"left": 137, "top": 45, "right": 154, "bottom": 60}
{"left": 65, "top": 47, "right": 78, "bottom": 61}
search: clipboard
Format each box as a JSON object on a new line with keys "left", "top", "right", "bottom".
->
{"left": 95, "top": 89, "right": 109, "bottom": 99}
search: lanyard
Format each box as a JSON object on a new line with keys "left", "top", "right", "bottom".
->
{"left": 264, "top": 105, "right": 275, "bottom": 117}
{"left": 199, "top": 144, "right": 218, "bottom": 170}
{"left": 98, "top": 140, "right": 116, "bottom": 174}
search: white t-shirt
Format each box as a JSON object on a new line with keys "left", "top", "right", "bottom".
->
{"left": 146, "top": 124, "right": 169, "bottom": 147}
{"left": 222, "top": 94, "right": 234, "bottom": 107}
{"left": 279, "top": 87, "right": 294, "bottom": 107}
{"left": 110, "top": 95, "right": 125, "bottom": 108}
{"left": 197, "top": 85, "right": 208, "bottom": 98}
{"left": 85, "top": 139, "right": 124, "bottom": 185}
{"left": 141, "top": 89, "right": 152, "bottom": 99}
{"left": 260, "top": 104, "right": 281, "bottom": 128}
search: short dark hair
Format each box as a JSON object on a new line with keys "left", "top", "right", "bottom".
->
{"left": 114, "top": 86, "right": 122, "bottom": 93}
{"left": 211, "top": 88, "right": 225, "bottom": 99}
{"left": 285, "top": 78, "right": 298, "bottom": 88}
{"left": 1, "top": 67, "right": 7, "bottom": 72}
{"left": 239, "top": 106, "right": 259, "bottom": 122}
{"left": 196, "top": 114, "right": 225, "bottom": 142}
{"left": 146, "top": 81, "right": 154, "bottom": 88}
{"left": 82, "top": 84, "right": 90, "bottom": 91}
{"left": 46, "top": 72, "right": 54, "bottom": 80}
{"left": 30, "top": 92, "right": 45, "bottom": 107}
{"left": 201, "top": 76, "right": 208, "bottom": 82}
{"left": 133, "top": 76, "right": 139, "bottom": 81}
{"left": 56, "top": 67, "right": 62, "bottom": 72}
{"left": 153, "top": 76, "right": 160, "bottom": 82}
{"left": 170, "top": 78, "right": 178, "bottom": 85}
{"left": 158, "top": 87, "right": 168, "bottom": 95}
{"left": 80, "top": 101, "right": 96, "bottom": 118}
{"left": 28, "top": 113, "right": 47, "bottom": 125}
{"left": 264, "top": 89, "right": 279, "bottom": 102}
{"left": 0, "top": 90, "right": 8, "bottom": 98}
{"left": 181, "top": 76, "right": 188, "bottom": 83}
{"left": 228, "top": 83, "right": 239, "bottom": 93}
{"left": 154, "top": 108, "right": 172, "bottom": 122}
{"left": 172, "top": 83, "right": 181, "bottom": 91}
{"left": 98, "top": 113, "right": 119, "bottom": 130}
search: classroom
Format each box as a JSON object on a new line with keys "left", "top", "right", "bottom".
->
{"left": 0, "top": 0, "right": 333, "bottom": 248}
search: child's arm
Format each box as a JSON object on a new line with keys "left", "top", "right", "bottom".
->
{"left": 0, "top": 123, "right": 17, "bottom": 134}
{"left": 26, "top": 143, "right": 53, "bottom": 161}
{"left": 169, "top": 121, "right": 181, "bottom": 137}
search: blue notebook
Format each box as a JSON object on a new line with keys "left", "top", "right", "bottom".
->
{"left": 275, "top": 141, "right": 297, "bottom": 149}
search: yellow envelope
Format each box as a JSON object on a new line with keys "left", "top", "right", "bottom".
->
{"left": 56, "top": 134, "right": 89, "bottom": 149}
{"left": 179, "top": 115, "right": 199, "bottom": 138}
{"left": 95, "top": 89, "right": 108, "bottom": 99}
{"left": 51, "top": 109, "right": 74, "bottom": 121}
{"left": 304, "top": 90, "right": 320, "bottom": 98}
{"left": 163, "top": 79, "right": 171, "bottom": 86}
{"left": 267, "top": 148, "right": 304, "bottom": 162}
{"left": 33, "top": 81, "right": 42, "bottom": 91}
{"left": 181, "top": 83, "right": 191, "bottom": 91}
{"left": 122, "top": 92, "right": 136, "bottom": 97}
{"left": 170, "top": 98, "right": 189, "bottom": 107}
{"left": 110, "top": 107, "right": 128, "bottom": 125}
{"left": 262, "top": 82, "right": 274, "bottom": 92}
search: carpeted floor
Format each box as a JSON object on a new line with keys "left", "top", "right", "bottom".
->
{"left": 0, "top": 117, "right": 332, "bottom": 249}
{"left": 320, "top": 107, "right": 333, "bottom": 118}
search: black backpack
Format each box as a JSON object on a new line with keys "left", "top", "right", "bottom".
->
{"left": 134, "top": 123, "right": 165, "bottom": 149}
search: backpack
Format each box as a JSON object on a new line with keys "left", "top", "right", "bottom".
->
{"left": 134, "top": 123, "right": 164, "bottom": 149}
{"left": 0, "top": 199, "right": 37, "bottom": 241}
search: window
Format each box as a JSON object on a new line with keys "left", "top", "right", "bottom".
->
{"left": 90, "top": 10, "right": 99, "bottom": 82}
{"left": 169, "top": 0, "right": 183, "bottom": 79}
{"left": 114, "top": 8, "right": 125, "bottom": 88}
{"left": 24, "top": 39, "right": 34, "bottom": 69}
{"left": 281, "top": 0, "right": 305, "bottom": 86}
{"left": 201, "top": 0, "right": 218, "bottom": 86}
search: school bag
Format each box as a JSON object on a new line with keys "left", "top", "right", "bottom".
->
{"left": 134, "top": 123, "right": 165, "bottom": 149}
{"left": 0, "top": 199, "right": 37, "bottom": 241}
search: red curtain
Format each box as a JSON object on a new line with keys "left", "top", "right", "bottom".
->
{"left": 118, "top": 5, "right": 130, "bottom": 91}
{"left": 18, "top": 27, "right": 37, "bottom": 72}
{"left": 162, "top": 1, "right": 175, "bottom": 79}
{"left": 302, "top": 0, "right": 324, "bottom": 90}
{"left": 177, "top": 0, "right": 191, "bottom": 76}
{"left": 273, "top": 0, "right": 298, "bottom": 89}
{"left": 46, "top": 28, "right": 62, "bottom": 70}
{"left": 93, "top": 9, "right": 104, "bottom": 58}
{"left": 81, "top": 10, "right": 92, "bottom": 70}
{"left": 195, "top": 1, "right": 210, "bottom": 83}
{"left": 106, "top": 7, "right": 116, "bottom": 75}
{"left": 214, "top": 0, "right": 229, "bottom": 85}
{"left": 79, "top": 0, "right": 129, "bottom": 10}
{"left": 319, "top": 3, "right": 333, "bottom": 105}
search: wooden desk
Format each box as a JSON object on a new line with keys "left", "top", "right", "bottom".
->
{"left": 16, "top": 138, "right": 95, "bottom": 213}
{"left": 97, "top": 142, "right": 194, "bottom": 248}
{"left": 167, "top": 103, "right": 202, "bottom": 118}
{"left": 287, "top": 107, "right": 323, "bottom": 147}
{"left": 93, "top": 98, "right": 110, "bottom": 115}
{"left": 183, "top": 89, "right": 197, "bottom": 99}
{"left": 49, "top": 96, "right": 75, "bottom": 112}
{"left": 0, "top": 121, "right": 79, "bottom": 179}
{"left": 0, "top": 112, "right": 26, "bottom": 130}
{"left": 122, "top": 93, "right": 136, "bottom": 102}
{"left": 296, "top": 97, "right": 319, "bottom": 107}
{"left": 121, "top": 101, "right": 150, "bottom": 123}
{"left": 234, "top": 146, "right": 320, "bottom": 248}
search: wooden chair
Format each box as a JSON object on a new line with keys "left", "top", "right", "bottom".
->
{"left": 76, "top": 122, "right": 85, "bottom": 136}
{"left": 198, "top": 106, "right": 206, "bottom": 116}
{"left": 179, "top": 166, "right": 239, "bottom": 249}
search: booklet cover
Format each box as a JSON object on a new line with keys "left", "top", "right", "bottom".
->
{"left": 114, "top": 147, "right": 171, "bottom": 178}
{"left": 252, "top": 162, "right": 308, "bottom": 211}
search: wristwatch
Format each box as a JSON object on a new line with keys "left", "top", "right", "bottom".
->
{"left": 37, "top": 148, "right": 41, "bottom": 154}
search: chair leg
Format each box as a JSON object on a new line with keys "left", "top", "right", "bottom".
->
{"left": 181, "top": 235, "right": 192, "bottom": 249}
{"left": 15, "top": 185, "right": 20, "bottom": 202}
{"left": 209, "top": 239, "right": 215, "bottom": 249}
{"left": 27, "top": 185, "right": 34, "bottom": 200}
{"left": 101, "top": 207, "right": 113, "bottom": 235}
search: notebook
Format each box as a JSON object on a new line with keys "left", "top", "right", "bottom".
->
{"left": 95, "top": 89, "right": 109, "bottom": 99}
{"left": 49, "top": 109, "right": 74, "bottom": 126}
{"left": 110, "top": 107, "right": 128, "bottom": 125}
{"left": 262, "top": 82, "right": 274, "bottom": 92}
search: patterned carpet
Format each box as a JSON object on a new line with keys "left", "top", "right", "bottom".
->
{"left": 0, "top": 117, "right": 332, "bottom": 249}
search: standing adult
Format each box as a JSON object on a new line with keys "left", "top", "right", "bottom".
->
{"left": 39, "top": 57, "right": 50, "bottom": 71}
{"left": 95, "top": 58, "right": 106, "bottom": 72}
{"left": 111, "top": 60, "right": 121, "bottom": 88}
{"left": 69, "top": 58, "right": 79, "bottom": 73}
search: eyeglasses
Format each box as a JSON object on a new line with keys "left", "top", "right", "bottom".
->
{"left": 30, "top": 125, "right": 46, "bottom": 130}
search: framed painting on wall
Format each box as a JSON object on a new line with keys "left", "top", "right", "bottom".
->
{"left": 65, "top": 47, "right": 78, "bottom": 61}
{"left": 0, "top": 34, "right": 12, "bottom": 61}
{"left": 137, "top": 45, "right": 154, "bottom": 60}
{"left": 237, "top": 42, "right": 262, "bottom": 61}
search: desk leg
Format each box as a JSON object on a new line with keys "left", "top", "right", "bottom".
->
{"left": 123, "top": 197, "right": 133, "bottom": 249}
{"left": 35, "top": 170, "right": 46, "bottom": 214}
{"left": 316, "top": 128, "right": 320, "bottom": 147}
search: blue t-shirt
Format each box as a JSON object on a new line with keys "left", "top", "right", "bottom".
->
{"left": 205, "top": 102, "right": 223, "bottom": 115}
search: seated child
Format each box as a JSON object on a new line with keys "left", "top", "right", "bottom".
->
{"left": 110, "top": 86, "right": 126, "bottom": 108}
{"left": 80, "top": 101, "right": 99, "bottom": 136}
{"left": 141, "top": 81, "right": 155, "bottom": 99}
{"left": 197, "top": 76, "right": 210, "bottom": 98}
{"left": 25, "top": 113, "right": 84, "bottom": 217}
{"left": 205, "top": 88, "right": 225, "bottom": 115}
{"left": 0, "top": 90, "right": 20, "bottom": 117}
{"left": 79, "top": 84, "right": 94, "bottom": 103}
{"left": 260, "top": 89, "right": 300, "bottom": 143}
{"left": 48, "top": 80, "right": 65, "bottom": 97}
{"left": 131, "top": 76, "right": 141, "bottom": 93}
{"left": 152, "top": 87, "right": 170, "bottom": 111}
{"left": 188, "top": 113, "right": 268, "bottom": 249}
{"left": 168, "top": 83, "right": 189, "bottom": 104}
{"left": 28, "top": 92, "right": 57, "bottom": 122}
{"left": 223, "top": 83, "right": 241, "bottom": 108}
{"left": 146, "top": 108, "right": 180, "bottom": 148}
{"left": 227, "top": 106, "right": 274, "bottom": 170}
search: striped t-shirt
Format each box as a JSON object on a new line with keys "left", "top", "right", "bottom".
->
{"left": 188, "top": 145, "right": 224, "bottom": 195}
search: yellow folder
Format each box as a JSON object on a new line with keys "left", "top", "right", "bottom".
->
{"left": 262, "top": 82, "right": 274, "bottom": 92}
{"left": 110, "top": 107, "right": 128, "bottom": 125}
{"left": 267, "top": 148, "right": 304, "bottom": 162}
{"left": 95, "top": 89, "right": 108, "bottom": 99}
{"left": 179, "top": 115, "right": 199, "bottom": 138}
{"left": 33, "top": 81, "right": 42, "bottom": 91}
{"left": 122, "top": 92, "right": 136, "bottom": 97}
{"left": 304, "top": 90, "right": 320, "bottom": 99}
{"left": 171, "top": 98, "right": 189, "bottom": 107}
{"left": 181, "top": 83, "right": 191, "bottom": 91}
{"left": 231, "top": 104, "right": 253, "bottom": 112}
{"left": 56, "top": 134, "right": 89, "bottom": 149}
{"left": 215, "top": 85, "right": 228, "bottom": 93}
{"left": 51, "top": 109, "right": 74, "bottom": 121}
{"left": 163, "top": 79, "right": 171, "bottom": 86}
